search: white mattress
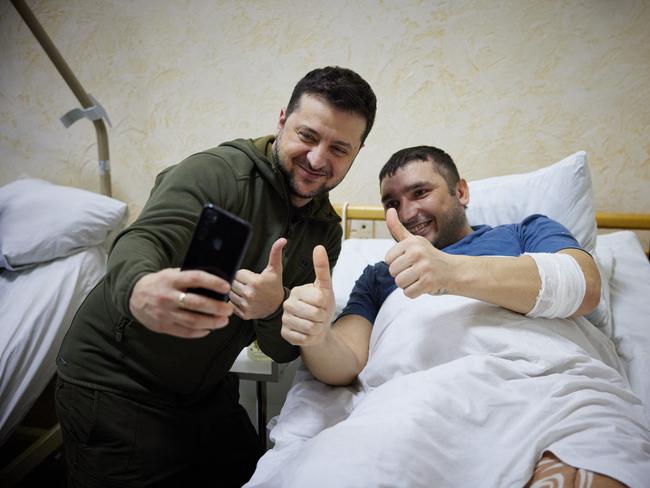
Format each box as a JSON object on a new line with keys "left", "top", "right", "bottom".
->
{"left": 0, "top": 246, "right": 107, "bottom": 445}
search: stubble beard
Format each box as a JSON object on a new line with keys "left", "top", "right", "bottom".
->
{"left": 273, "top": 137, "right": 334, "bottom": 201}
{"left": 431, "top": 201, "right": 469, "bottom": 249}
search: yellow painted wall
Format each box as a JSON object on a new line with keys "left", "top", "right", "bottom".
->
{"left": 1, "top": 0, "right": 649, "bottom": 224}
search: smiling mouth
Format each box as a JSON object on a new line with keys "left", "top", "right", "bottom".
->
{"left": 297, "top": 163, "right": 329, "bottom": 179}
{"left": 406, "top": 220, "right": 432, "bottom": 236}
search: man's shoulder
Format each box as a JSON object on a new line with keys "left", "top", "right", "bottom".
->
{"left": 517, "top": 214, "right": 575, "bottom": 237}
{"left": 519, "top": 213, "right": 556, "bottom": 226}
{"left": 481, "top": 214, "right": 563, "bottom": 237}
{"left": 510, "top": 214, "right": 581, "bottom": 253}
{"left": 213, "top": 136, "right": 273, "bottom": 159}
{"left": 484, "top": 214, "right": 556, "bottom": 230}
{"left": 170, "top": 136, "right": 277, "bottom": 181}
{"left": 359, "top": 261, "right": 391, "bottom": 284}
{"left": 193, "top": 138, "right": 263, "bottom": 166}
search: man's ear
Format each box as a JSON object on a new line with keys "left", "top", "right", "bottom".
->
{"left": 457, "top": 178, "right": 470, "bottom": 206}
{"left": 276, "top": 108, "right": 287, "bottom": 133}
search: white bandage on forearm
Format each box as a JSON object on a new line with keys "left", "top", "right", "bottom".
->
{"left": 525, "top": 252, "right": 586, "bottom": 319}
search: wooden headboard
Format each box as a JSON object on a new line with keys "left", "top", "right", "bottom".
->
{"left": 332, "top": 204, "right": 650, "bottom": 256}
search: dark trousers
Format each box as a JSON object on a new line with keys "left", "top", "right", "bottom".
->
{"left": 55, "top": 374, "right": 262, "bottom": 488}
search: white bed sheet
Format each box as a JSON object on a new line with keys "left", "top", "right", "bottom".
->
{"left": 246, "top": 231, "right": 650, "bottom": 488}
{"left": 597, "top": 231, "right": 650, "bottom": 421}
{"left": 0, "top": 246, "right": 107, "bottom": 445}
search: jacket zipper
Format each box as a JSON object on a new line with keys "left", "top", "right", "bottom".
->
{"left": 115, "top": 317, "right": 129, "bottom": 342}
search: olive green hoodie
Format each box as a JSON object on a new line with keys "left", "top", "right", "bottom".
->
{"left": 57, "top": 136, "right": 342, "bottom": 406}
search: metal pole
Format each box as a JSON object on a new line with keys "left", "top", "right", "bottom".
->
{"left": 11, "top": 0, "right": 112, "bottom": 196}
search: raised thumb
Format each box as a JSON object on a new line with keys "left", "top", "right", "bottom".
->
{"left": 312, "top": 245, "right": 332, "bottom": 290}
{"left": 385, "top": 208, "right": 412, "bottom": 242}
{"left": 265, "top": 237, "right": 287, "bottom": 273}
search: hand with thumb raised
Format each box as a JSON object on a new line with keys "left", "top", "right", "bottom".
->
{"left": 384, "top": 208, "right": 448, "bottom": 299}
{"left": 385, "top": 208, "right": 413, "bottom": 242}
{"left": 281, "top": 245, "right": 335, "bottom": 347}
{"left": 265, "top": 237, "right": 286, "bottom": 275}
{"left": 229, "top": 237, "right": 287, "bottom": 320}
{"left": 312, "top": 245, "right": 335, "bottom": 319}
{"left": 313, "top": 245, "right": 333, "bottom": 290}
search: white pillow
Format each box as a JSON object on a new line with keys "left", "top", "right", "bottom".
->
{"left": 466, "top": 151, "right": 597, "bottom": 253}
{"left": 0, "top": 178, "right": 128, "bottom": 270}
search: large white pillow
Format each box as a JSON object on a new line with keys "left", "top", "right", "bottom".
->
{"left": 466, "top": 151, "right": 597, "bottom": 253}
{"left": 0, "top": 178, "right": 128, "bottom": 270}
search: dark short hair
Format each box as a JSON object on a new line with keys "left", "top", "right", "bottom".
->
{"left": 379, "top": 146, "right": 461, "bottom": 194}
{"left": 285, "top": 66, "right": 377, "bottom": 143}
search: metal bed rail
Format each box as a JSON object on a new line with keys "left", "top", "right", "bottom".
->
{"left": 333, "top": 204, "right": 650, "bottom": 256}
{"left": 11, "top": 0, "right": 112, "bottom": 196}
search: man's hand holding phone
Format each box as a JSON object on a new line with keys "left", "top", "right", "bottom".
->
{"left": 129, "top": 268, "right": 234, "bottom": 339}
{"left": 129, "top": 203, "right": 253, "bottom": 339}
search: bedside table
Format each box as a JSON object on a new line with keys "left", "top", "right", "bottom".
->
{"left": 230, "top": 348, "right": 287, "bottom": 449}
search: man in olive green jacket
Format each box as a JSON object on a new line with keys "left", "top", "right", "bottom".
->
{"left": 56, "top": 66, "right": 377, "bottom": 487}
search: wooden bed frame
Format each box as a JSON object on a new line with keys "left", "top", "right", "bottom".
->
{"left": 333, "top": 204, "right": 650, "bottom": 256}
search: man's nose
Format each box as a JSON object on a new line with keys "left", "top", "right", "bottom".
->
{"left": 398, "top": 200, "right": 418, "bottom": 223}
{"left": 307, "top": 144, "right": 328, "bottom": 170}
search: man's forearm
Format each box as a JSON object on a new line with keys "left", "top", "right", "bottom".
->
{"left": 301, "top": 330, "right": 361, "bottom": 385}
{"left": 451, "top": 254, "right": 542, "bottom": 314}
{"left": 301, "top": 320, "right": 370, "bottom": 386}
{"left": 450, "top": 250, "right": 600, "bottom": 316}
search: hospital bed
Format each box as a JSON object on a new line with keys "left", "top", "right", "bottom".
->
{"left": 0, "top": 178, "right": 127, "bottom": 484}
{"left": 1, "top": 2, "right": 123, "bottom": 483}
{"left": 246, "top": 151, "right": 650, "bottom": 488}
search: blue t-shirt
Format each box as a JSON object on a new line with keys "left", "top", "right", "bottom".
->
{"left": 339, "top": 214, "right": 581, "bottom": 325}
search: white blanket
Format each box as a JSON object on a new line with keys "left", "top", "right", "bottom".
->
{"left": 246, "top": 290, "right": 650, "bottom": 488}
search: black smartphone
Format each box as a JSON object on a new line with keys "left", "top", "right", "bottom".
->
{"left": 181, "top": 204, "right": 252, "bottom": 301}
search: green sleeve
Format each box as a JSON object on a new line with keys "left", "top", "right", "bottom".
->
{"left": 105, "top": 153, "right": 240, "bottom": 318}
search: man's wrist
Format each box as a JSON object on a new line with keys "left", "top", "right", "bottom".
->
{"left": 447, "top": 254, "right": 473, "bottom": 295}
{"left": 261, "top": 286, "right": 290, "bottom": 321}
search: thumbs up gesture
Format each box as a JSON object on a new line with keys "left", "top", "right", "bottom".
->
{"left": 384, "top": 208, "right": 455, "bottom": 299}
{"left": 385, "top": 207, "right": 413, "bottom": 242}
{"left": 281, "top": 245, "right": 335, "bottom": 347}
{"left": 229, "top": 237, "right": 287, "bottom": 320}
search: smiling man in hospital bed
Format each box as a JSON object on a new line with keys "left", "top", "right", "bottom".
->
{"left": 278, "top": 146, "right": 650, "bottom": 488}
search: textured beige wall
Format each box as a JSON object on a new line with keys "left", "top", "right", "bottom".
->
{"left": 1, "top": 0, "right": 649, "bottom": 227}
